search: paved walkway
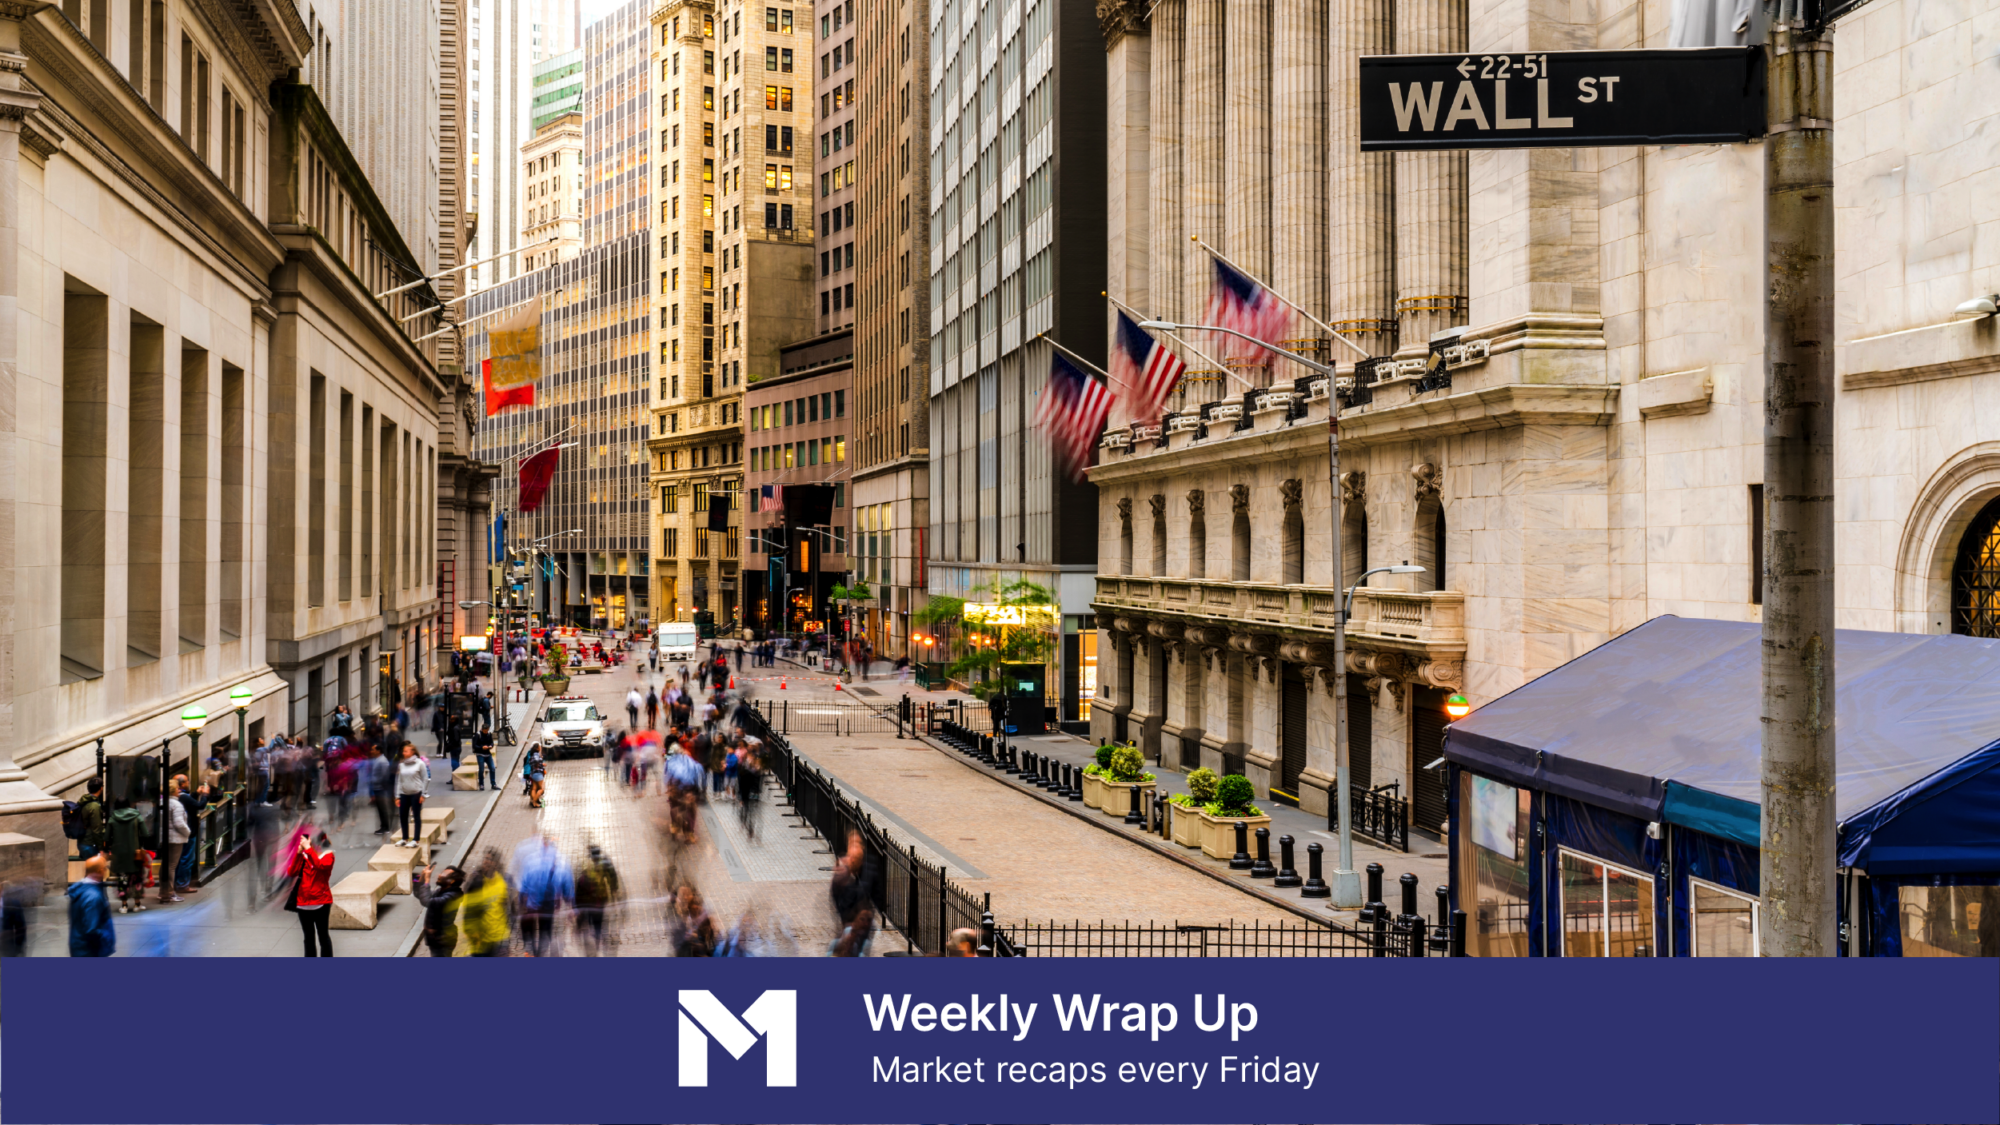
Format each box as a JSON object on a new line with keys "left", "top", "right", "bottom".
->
{"left": 15, "top": 690, "right": 541, "bottom": 957}
{"left": 761, "top": 649, "right": 1449, "bottom": 927}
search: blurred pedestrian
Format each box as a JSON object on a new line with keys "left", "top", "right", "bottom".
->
{"left": 328, "top": 703, "right": 355, "bottom": 741}
{"left": 67, "top": 854, "right": 114, "bottom": 957}
{"left": 396, "top": 744, "right": 429, "bottom": 847}
{"left": 512, "top": 833, "right": 571, "bottom": 957}
{"left": 107, "top": 798, "right": 147, "bottom": 914}
{"left": 363, "top": 744, "right": 395, "bottom": 835}
{"left": 573, "top": 845, "right": 621, "bottom": 957}
{"left": 828, "top": 830, "right": 875, "bottom": 957}
{"left": 459, "top": 850, "right": 512, "bottom": 956}
{"left": 2, "top": 873, "right": 41, "bottom": 956}
{"left": 736, "top": 742, "right": 762, "bottom": 841}
{"left": 431, "top": 703, "right": 450, "bottom": 762}
{"left": 670, "top": 885, "right": 716, "bottom": 957}
{"left": 625, "top": 686, "right": 643, "bottom": 732}
{"left": 947, "top": 927, "right": 979, "bottom": 957}
{"left": 286, "top": 830, "right": 336, "bottom": 957}
{"left": 645, "top": 684, "right": 660, "bottom": 730}
{"left": 413, "top": 864, "right": 466, "bottom": 958}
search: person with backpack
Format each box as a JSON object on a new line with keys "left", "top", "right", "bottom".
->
{"left": 572, "top": 846, "right": 621, "bottom": 957}
{"left": 65, "top": 778, "right": 109, "bottom": 859}
{"left": 106, "top": 799, "right": 147, "bottom": 913}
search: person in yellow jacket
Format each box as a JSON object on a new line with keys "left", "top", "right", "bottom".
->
{"left": 457, "top": 848, "right": 513, "bottom": 956}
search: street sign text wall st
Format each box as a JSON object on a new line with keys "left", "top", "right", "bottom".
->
{"left": 1359, "top": 47, "right": 1765, "bottom": 150}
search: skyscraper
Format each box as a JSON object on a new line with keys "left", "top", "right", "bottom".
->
{"left": 467, "top": 0, "right": 581, "bottom": 291}
{"left": 647, "top": 0, "right": 816, "bottom": 626}
{"left": 926, "top": 0, "right": 1105, "bottom": 716}
{"left": 846, "top": 0, "right": 932, "bottom": 656}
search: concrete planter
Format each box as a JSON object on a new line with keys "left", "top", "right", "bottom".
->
{"left": 1081, "top": 771, "right": 1106, "bottom": 809}
{"left": 1169, "top": 801, "right": 1204, "bottom": 847}
{"left": 1098, "top": 778, "right": 1156, "bottom": 819}
{"left": 1199, "top": 810, "right": 1271, "bottom": 860}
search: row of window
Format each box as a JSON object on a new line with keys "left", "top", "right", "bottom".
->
{"left": 752, "top": 391, "right": 845, "bottom": 431}
{"left": 823, "top": 160, "right": 854, "bottom": 197}
{"left": 661, "top": 527, "right": 740, "bottom": 559}
{"left": 822, "top": 119, "right": 854, "bottom": 156}
{"left": 821, "top": 243, "right": 852, "bottom": 277}
{"left": 822, "top": 283, "right": 855, "bottom": 316}
{"left": 750, "top": 436, "right": 846, "bottom": 473}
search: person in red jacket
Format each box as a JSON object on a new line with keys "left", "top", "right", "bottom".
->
{"left": 288, "top": 830, "right": 336, "bottom": 956}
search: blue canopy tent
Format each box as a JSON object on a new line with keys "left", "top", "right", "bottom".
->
{"left": 1441, "top": 616, "right": 2000, "bottom": 957}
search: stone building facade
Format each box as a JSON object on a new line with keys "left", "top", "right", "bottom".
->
{"left": 2, "top": 0, "right": 460, "bottom": 879}
{"left": 1091, "top": 0, "right": 2000, "bottom": 836}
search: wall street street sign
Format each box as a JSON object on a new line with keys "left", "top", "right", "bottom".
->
{"left": 1359, "top": 47, "right": 1765, "bottom": 150}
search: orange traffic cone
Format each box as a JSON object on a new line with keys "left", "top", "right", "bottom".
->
{"left": 779, "top": 677, "right": 786, "bottom": 690}
{"left": 729, "top": 675, "right": 737, "bottom": 690}
{"left": 834, "top": 681, "right": 843, "bottom": 691}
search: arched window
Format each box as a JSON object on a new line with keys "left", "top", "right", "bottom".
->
{"left": 1282, "top": 506, "right": 1304, "bottom": 584}
{"left": 1953, "top": 495, "right": 2000, "bottom": 637}
{"left": 1232, "top": 510, "right": 1251, "bottom": 581}
{"left": 1416, "top": 498, "right": 1447, "bottom": 591}
{"left": 1189, "top": 510, "right": 1206, "bottom": 579}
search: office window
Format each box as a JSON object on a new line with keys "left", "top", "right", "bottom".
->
{"left": 704, "top": 49, "right": 714, "bottom": 73}
{"left": 782, "top": 8, "right": 793, "bottom": 33}
{"left": 765, "top": 85, "right": 778, "bottom": 110}
{"left": 783, "top": 400, "right": 793, "bottom": 426}
{"left": 835, "top": 389, "right": 845, "bottom": 417}
{"left": 766, "top": 6, "right": 778, "bottom": 30}
{"left": 780, "top": 165, "right": 793, "bottom": 190}
{"left": 835, "top": 435, "right": 845, "bottom": 462}
{"left": 765, "top": 163, "right": 778, "bottom": 190}
{"left": 703, "top": 302, "right": 715, "bottom": 324}
{"left": 671, "top": 267, "right": 680, "bottom": 289}
{"left": 781, "top": 87, "right": 793, "bottom": 111}
{"left": 664, "top": 485, "right": 679, "bottom": 513}
{"left": 766, "top": 46, "right": 777, "bottom": 69}
{"left": 703, "top": 195, "right": 714, "bottom": 217}
{"left": 704, "top": 86, "right": 715, "bottom": 110}
{"left": 703, "top": 13, "right": 713, "bottom": 34}
{"left": 780, "top": 204, "right": 793, "bottom": 228}
{"left": 703, "top": 158, "right": 714, "bottom": 182}
{"left": 781, "top": 48, "right": 794, "bottom": 72}
{"left": 820, "top": 290, "right": 829, "bottom": 315}
{"left": 704, "top": 121, "right": 714, "bottom": 147}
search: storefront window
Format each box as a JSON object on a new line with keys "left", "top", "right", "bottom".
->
{"left": 1898, "top": 885, "right": 2000, "bottom": 957}
{"left": 1078, "top": 630, "right": 1097, "bottom": 721}
{"left": 1559, "top": 848, "right": 1655, "bottom": 957}
{"left": 1458, "top": 772, "right": 1530, "bottom": 956}
{"left": 1690, "top": 878, "right": 1759, "bottom": 956}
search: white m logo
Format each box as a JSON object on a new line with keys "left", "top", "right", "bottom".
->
{"left": 677, "top": 989, "right": 798, "bottom": 1087}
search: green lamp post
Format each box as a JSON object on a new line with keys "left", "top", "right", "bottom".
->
{"left": 229, "top": 685, "right": 253, "bottom": 842}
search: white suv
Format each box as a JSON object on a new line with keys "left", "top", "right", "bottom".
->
{"left": 536, "top": 696, "right": 606, "bottom": 759}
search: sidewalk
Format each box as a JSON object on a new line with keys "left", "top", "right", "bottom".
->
{"left": 15, "top": 690, "right": 541, "bottom": 957}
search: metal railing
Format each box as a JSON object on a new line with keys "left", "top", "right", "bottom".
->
{"left": 999, "top": 918, "right": 1409, "bottom": 957}
{"left": 1330, "top": 780, "right": 1411, "bottom": 853}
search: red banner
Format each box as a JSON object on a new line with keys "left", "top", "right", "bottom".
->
{"left": 518, "top": 447, "right": 562, "bottom": 511}
{"left": 482, "top": 357, "right": 536, "bottom": 414}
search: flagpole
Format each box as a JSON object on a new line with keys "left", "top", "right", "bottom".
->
{"left": 1036, "top": 333, "right": 1117, "bottom": 384}
{"left": 1191, "top": 235, "right": 1371, "bottom": 360}
{"left": 1101, "top": 291, "right": 1258, "bottom": 393}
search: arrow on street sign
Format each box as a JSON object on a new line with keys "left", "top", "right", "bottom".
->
{"left": 1360, "top": 46, "right": 1765, "bottom": 150}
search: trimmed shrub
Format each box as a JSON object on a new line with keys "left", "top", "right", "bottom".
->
{"left": 1215, "top": 773, "right": 1257, "bottom": 816}
{"left": 1186, "top": 767, "right": 1220, "bottom": 803}
{"left": 1094, "top": 742, "right": 1116, "bottom": 770}
{"left": 1109, "top": 744, "right": 1146, "bottom": 782}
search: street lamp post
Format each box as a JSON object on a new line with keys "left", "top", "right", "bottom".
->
{"left": 176, "top": 705, "right": 205, "bottom": 883}
{"left": 1139, "top": 320, "right": 1382, "bottom": 907}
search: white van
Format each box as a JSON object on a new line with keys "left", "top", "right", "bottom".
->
{"left": 659, "top": 622, "right": 699, "bottom": 662}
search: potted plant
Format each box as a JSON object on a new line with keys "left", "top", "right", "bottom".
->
{"left": 1168, "top": 767, "right": 1217, "bottom": 847}
{"left": 1097, "top": 743, "right": 1157, "bottom": 819}
{"left": 1198, "top": 773, "right": 1270, "bottom": 860}
{"left": 1080, "top": 743, "right": 1113, "bottom": 808}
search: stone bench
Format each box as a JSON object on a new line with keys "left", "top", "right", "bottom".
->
{"left": 366, "top": 844, "right": 421, "bottom": 894}
{"left": 422, "top": 805, "right": 456, "bottom": 831}
{"left": 329, "top": 869, "right": 396, "bottom": 929}
{"left": 451, "top": 761, "right": 483, "bottom": 791}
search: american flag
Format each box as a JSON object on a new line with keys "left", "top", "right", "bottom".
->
{"left": 1202, "top": 257, "right": 1293, "bottom": 364}
{"left": 1035, "top": 350, "right": 1111, "bottom": 481}
{"left": 1110, "top": 311, "right": 1186, "bottom": 421}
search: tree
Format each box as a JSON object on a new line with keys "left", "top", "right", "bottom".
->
{"left": 829, "top": 579, "right": 873, "bottom": 644}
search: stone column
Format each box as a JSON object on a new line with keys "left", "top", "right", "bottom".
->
{"left": 1271, "top": 0, "right": 1323, "bottom": 332}
{"left": 1103, "top": 0, "right": 1151, "bottom": 394}
{"left": 1300, "top": 665, "right": 1338, "bottom": 816}
{"left": 1183, "top": 0, "right": 1225, "bottom": 352}
{"left": 1223, "top": 0, "right": 1270, "bottom": 281}
{"left": 1244, "top": 652, "right": 1281, "bottom": 796}
{"left": 1148, "top": 0, "right": 1184, "bottom": 325}
{"left": 0, "top": 5, "right": 62, "bottom": 884}
{"left": 1392, "top": 0, "right": 1467, "bottom": 356}
{"left": 1328, "top": 0, "right": 1396, "bottom": 362}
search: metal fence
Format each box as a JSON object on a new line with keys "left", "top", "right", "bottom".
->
{"left": 1331, "top": 781, "right": 1412, "bottom": 853}
{"left": 999, "top": 918, "right": 1414, "bottom": 957}
{"left": 748, "top": 697, "right": 993, "bottom": 738}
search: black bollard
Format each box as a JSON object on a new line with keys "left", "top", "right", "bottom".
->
{"left": 1250, "top": 827, "right": 1275, "bottom": 877}
{"left": 1042, "top": 756, "right": 1061, "bottom": 791}
{"left": 1364, "top": 862, "right": 1388, "bottom": 956}
{"left": 1123, "top": 781, "right": 1147, "bottom": 826}
{"left": 1428, "top": 885, "right": 1452, "bottom": 954}
{"left": 1273, "top": 834, "right": 1300, "bottom": 887}
{"left": 1398, "top": 872, "right": 1423, "bottom": 957}
{"left": 1003, "top": 741, "right": 1020, "bottom": 774}
{"left": 1229, "top": 820, "right": 1253, "bottom": 870}
{"left": 1451, "top": 908, "right": 1467, "bottom": 957}
{"left": 1300, "top": 842, "right": 1329, "bottom": 897}
{"left": 1066, "top": 763, "right": 1083, "bottom": 801}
